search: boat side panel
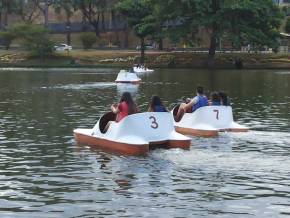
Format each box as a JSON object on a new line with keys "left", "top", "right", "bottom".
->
{"left": 168, "top": 140, "right": 191, "bottom": 150}
{"left": 175, "top": 126, "right": 218, "bottom": 137}
{"left": 74, "top": 132, "right": 149, "bottom": 155}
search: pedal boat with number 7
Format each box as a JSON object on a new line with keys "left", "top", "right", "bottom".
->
{"left": 74, "top": 112, "right": 191, "bottom": 155}
{"left": 172, "top": 105, "right": 248, "bottom": 137}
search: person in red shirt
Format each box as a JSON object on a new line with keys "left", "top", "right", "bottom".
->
{"left": 111, "top": 92, "right": 138, "bottom": 122}
{"left": 104, "top": 92, "right": 138, "bottom": 132}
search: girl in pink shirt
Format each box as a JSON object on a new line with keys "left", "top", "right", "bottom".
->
{"left": 111, "top": 92, "right": 138, "bottom": 122}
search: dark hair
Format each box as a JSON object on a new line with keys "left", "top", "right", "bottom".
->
{"left": 120, "top": 92, "right": 137, "bottom": 114}
{"left": 149, "top": 95, "right": 167, "bottom": 112}
{"left": 219, "top": 91, "right": 229, "bottom": 106}
{"left": 196, "top": 86, "right": 204, "bottom": 94}
{"left": 211, "top": 91, "right": 220, "bottom": 102}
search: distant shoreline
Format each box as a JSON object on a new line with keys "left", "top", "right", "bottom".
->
{"left": 0, "top": 50, "right": 290, "bottom": 69}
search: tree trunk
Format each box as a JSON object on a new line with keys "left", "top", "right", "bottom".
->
{"left": 123, "top": 24, "right": 129, "bottom": 48}
{"left": 66, "top": 17, "right": 71, "bottom": 45}
{"left": 140, "top": 37, "right": 145, "bottom": 64}
{"left": 207, "top": 0, "right": 220, "bottom": 68}
{"left": 82, "top": 14, "right": 87, "bottom": 31}
{"left": 88, "top": 19, "right": 100, "bottom": 36}
{"left": 207, "top": 34, "right": 217, "bottom": 68}
{"left": 44, "top": 0, "right": 49, "bottom": 26}
{"left": 158, "top": 38, "right": 163, "bottom": 50}
{"left": 0, "top": 12, "right": 2, "bottom": 29}
{"left": 3, "top": 6, "right": 8, "bottom": 27}
{"left": 101, "top": 11, "right": 105, "bottom": 32}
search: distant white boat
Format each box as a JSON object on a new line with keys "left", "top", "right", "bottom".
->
{"left": 115, "top": 70, "right": 141, "bottom": 84}
{"left": 133, "top": 66, "right": 154, "bottom": 73}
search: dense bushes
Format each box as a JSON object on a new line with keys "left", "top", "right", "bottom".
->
{"left": 156, "top": 54, "right": 176, "bottom": 67}
{"left": 0, "top": 31, "right": 16, "bottom": 50}
{"left": 79, "top": 32, "right": 98, "bottom": 49}
{"left": 0, "top": 24, "right": 54, "bottom": 58}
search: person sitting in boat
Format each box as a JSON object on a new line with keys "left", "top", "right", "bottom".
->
{"left": 148, "top": 95, "right": 168, "bottom": 112}
{"left": 112, "top": 92, "right": 138, "bottom": 122}
{"left": 219, "top": 91, "right": 231, "bottom": 106}
{"left": 209, "top": 91, "right": 221, "bottom": 106}
{"left": 105, "top": 92, "right": 138, "bottom": 131}
{"left": 176, "top": 86, "right": 208, "bottom": 119}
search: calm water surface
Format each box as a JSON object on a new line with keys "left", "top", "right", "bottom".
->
{"left": 0, "top": 68, "right": 289, "bottom": 217}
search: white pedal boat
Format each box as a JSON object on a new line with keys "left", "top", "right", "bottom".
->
{"left": 74, "top": 112, "right": 191, "bottom": 155}
{"left": 115, "top": 70, "right": 141, "bottom": 84}
{"left": 172, "top": 105, "right": 248, "bottom": 137}
{"left": 133, "top": 66, "right": 154, "bottom": 73}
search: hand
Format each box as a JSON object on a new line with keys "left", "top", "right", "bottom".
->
{"left": 111, "top": 104, "right": 115, "bottom": 110}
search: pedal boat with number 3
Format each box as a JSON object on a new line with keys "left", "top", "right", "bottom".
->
{"left": 74, "top": 112, "right": 191, "bottom": 155}
{"left": 115, "top": 70, "right": 141, "bottom": 84}
{"left": 172, "top": 105, "right": 248, "bottom": 137}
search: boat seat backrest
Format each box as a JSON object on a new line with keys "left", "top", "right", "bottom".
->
{"left": 114, "top": 112, "right": 175, "bottom": 141}
{"left": 172, "top": 104, "right": 182, "bottom": 122}
{"left": 99, "top": 112, "right": 116, "bottom": 133}
{"left": 192, "top": 106, "right": 234, "bottom": 127}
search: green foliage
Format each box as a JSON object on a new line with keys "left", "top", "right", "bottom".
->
{"left": 79, "top": 32, "right": 98, "bottom": 49}
{"left": 0, "top": 31, "right": 16, "bottom": 50}
{"left": 116, "top": 0, "right": 154, "bottom": 38}
{"left": 160, "top": 0, "right": 283, "bottom": 60}
{"left": 285, "top": 17, "right": 290, "bottom": 33}
{"left": 282, "top": 6, "right": 290, "bottom": 16}
{"left": 156, "top": 54, "right": 176, "bottom": 67}
{"left": 0, "top": 0, "right": 22, "bottom": 15}
{"left": 116, "top": 0, "right": 156, "bottom": 63}
{"left": 1, "top": 24, "right": 54, "bottom": 58}
{"left": 71, "top": 0, "right": 117, "bottom": 36}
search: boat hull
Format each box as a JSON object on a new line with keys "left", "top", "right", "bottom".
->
{"left": 115, "top": 80, "right": 141, "bottom": 84}
{"left": 74, "top": 112, "right": 191, "bottom": 155}
{"left": 74, "top": 132, "right": 149, "bottom": 155}
{"left": 175, "top": 126, "right": 218, "bottom": 137}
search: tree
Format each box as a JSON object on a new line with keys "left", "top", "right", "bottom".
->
{"left": 285, "top": 17, "right": 290, "bottom": 33}
{"left": 162, "top": 0, "right": 283, "bottom": 67}
{"left": 0, "top": 0, "right": 22, "bottom": 28}
{"left": 79, "top": 32, "right": 97, "bottom": 49}
{"left": 31, "top": 0, "right": 53, "bottom": 26}
{"left": 1, "top": 24, "right": 54, "bottom": 58}
{"left": 72, "top": 0, "right": 110, "bottom": 36}
{"left": 18, "top": 0, "right": 43, "bottom": 24}
{"left": 116, "top": 0, "right": 155, "bottom": 63}
{"left": 0, "top": 30, "right": 16, "bottom": 49}
{"left": 53, "top": 0, "right": 75, "bottom": 45}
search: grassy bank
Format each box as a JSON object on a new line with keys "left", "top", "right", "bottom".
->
{"left": 0, "top": 50, "right": 290, "bottom": 69}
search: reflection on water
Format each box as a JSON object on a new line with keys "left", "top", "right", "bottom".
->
{"left": 0, "top": 68, "right": 290, "bottom": 217}
{"left": 52, "top": 82, "right": 116, "bottom": 90}
{"left": 116, "top": 83, "right": 139, "bottom": 96}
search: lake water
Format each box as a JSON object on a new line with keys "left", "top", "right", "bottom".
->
{"left": 0, "top": 68, "right": 289, "bottom": 217}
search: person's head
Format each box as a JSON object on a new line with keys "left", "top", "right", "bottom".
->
{"left": 150, "top": 95, "right": 163, "bottom": 107}
{"left": 196, "top": 86, "right": 204, "bottom": 95}
{"left": 211, "top": 91, "right": 220, "bottom": 102}
{"left": 149, "top": 95, "right": 167, "bottom": 112}
{"left": 219, "top": 91, "right": 228, "bottom": 105}
{"left": 120, "top": 92, "right": 136, "bottom": 114}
